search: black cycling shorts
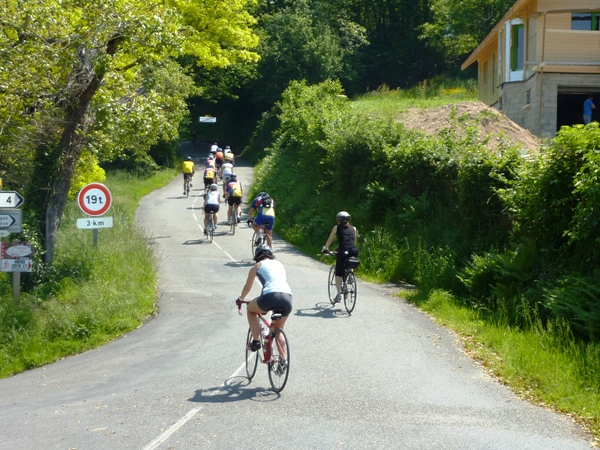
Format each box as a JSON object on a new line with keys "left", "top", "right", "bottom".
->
{"left": 257, "top": 292, "right": 293, "bottom": 316}
{"left": 335, "top": 247, "right": 359, "bottom": 277}
{"left": 228, "top": 196, "right": 242, "bottom": 206}
{"left": 205, "top": 204, "right": 219, "bottom": 213}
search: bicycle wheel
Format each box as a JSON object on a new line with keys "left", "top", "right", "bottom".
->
{"left": 344, "top": 272, "right": 357, "bottom": 313}
{"left": 245, "top": 328, "right": 259, "bottom": 380}
{"left": 328, "top": 265, "right": 337, "bottom": 304}
{"left": 208, "top": 215, "right": 214, "bottom": 243}
{"left": 231, "top": 209, "right": 237, "bottom": 235}
{"left": 268, "top": 329, "right": 290, "bottom": 393}
{"left": 251, "top": 231, "right": 259, "bottom": 257}
{"left": 185, "top": 178, "right": 190, "bottom": 197}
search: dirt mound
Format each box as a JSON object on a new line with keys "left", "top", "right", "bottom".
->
{"left": 397, "top": 101, "right": 540, "bottom": 153}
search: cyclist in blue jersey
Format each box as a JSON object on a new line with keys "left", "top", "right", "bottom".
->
{"left": 247, "top": 192, "right": 275, "bottom": 246}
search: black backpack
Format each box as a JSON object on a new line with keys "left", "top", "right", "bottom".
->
{"left": 261, "top": 194, "right": 272, "bottom": 208}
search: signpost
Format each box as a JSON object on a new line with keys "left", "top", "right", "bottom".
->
{"left": 0, "top": 209, "right": 22, "bottom": 233}
{"left": 77, "top": 183, "right": 113, "bottom": 246}
{"left": 0, "top": 191, "right": 24, "bottom": 208}
{"left": 0, "top": 190, "right": 26, "bottom": 303}
{"left": 1, "top": 239, "right": 33, "bottom": 304}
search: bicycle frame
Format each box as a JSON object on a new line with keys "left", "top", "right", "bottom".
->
{"left": 236, "top": 297, "right": 290, "bottom": 392}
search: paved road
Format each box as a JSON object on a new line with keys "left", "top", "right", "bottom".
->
{"left": 0, "top": 145, "right": 594, "bottom": 449}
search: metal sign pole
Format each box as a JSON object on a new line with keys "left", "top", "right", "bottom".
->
{"left": 13, "top": 272, "right": 20, "bottom": 305}
{"left": 93, "top": 228, "right": 99, "bottom": 246}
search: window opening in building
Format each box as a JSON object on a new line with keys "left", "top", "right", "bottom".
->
{"left": 572, "top": 13, "right": 600, "bottom": 31}
{"left": 526, "top": 89, "right": 531, "bottom": 105}
{"left": 511, "top": 24, "right": 524, "bottom": 71}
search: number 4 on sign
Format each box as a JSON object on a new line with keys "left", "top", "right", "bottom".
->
{"left": 0, "top": 191, "right": 25, "bottom": 208}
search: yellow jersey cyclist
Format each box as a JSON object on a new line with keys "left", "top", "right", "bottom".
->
{"left": 247, "top": 192, "right": 275, "bottom": 247}
{"left": 181, "top": 156, "right": 195, "bottom": 195}
{"left": 223, "top": 146, "right": 235, "bottom": 164}
{"left": 225, "top": 174, "right": 243, "bottom": 225}
{"left": 203, "top": 163, "right": 218, "bottom": 191}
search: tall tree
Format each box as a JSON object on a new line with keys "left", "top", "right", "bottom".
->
{"left": 243, "top": 0, "right": 367, "bottom": 112}
{"left": 420, "top": 0, "right": 515, "bottom": 68}
{"left": 0, "top": 0, "right": 259, "bottom": 265}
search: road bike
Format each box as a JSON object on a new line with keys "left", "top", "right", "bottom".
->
{"left": 236, "top": 298, "right": 290, "bottom": 393}
{"left": 230, "top": 206, "right": 239, "bottom": 235}
{"left": 184, "top": 174, "right": 192, "bottom": 198}
{"left": 205, "top": 211, "right": 216, "bottom": 243}
{"left": 324, "top": 250, "right": 359, "bottom": 313}
{"left": 249, "top": 222, "right": 269, "bottom": 256}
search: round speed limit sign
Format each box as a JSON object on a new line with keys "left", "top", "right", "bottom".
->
{"left": 77, "top": 183, "right": 112, "bottom": 216}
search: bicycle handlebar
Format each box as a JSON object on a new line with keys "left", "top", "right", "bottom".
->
{"left": 322, "top": 249, "right": 347, "bottom": 256}
{"left": 236, "top": 297, "right": 249, "bottom": 315}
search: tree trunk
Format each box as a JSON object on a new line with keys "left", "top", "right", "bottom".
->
{"left": 43, "top": 69, "right": 104, "bottom": 265}
{"left": 43, "top": 38, "right": 121, "bottom": 265}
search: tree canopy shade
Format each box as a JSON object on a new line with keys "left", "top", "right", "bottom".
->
{"left": 0, "top": 0, "right": 259, "bottom": 264}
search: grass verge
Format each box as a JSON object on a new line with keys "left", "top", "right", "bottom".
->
{"left": 0, "top": 169, "right": 177, "bottom": 378}
{"left": 409, "top": 288, "right": 600, "bottom": 443}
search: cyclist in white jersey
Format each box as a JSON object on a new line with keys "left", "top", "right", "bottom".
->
{"left": 237, "top": 244, "right": 293, "bottom": 351}
{"left": 221, "top": 161, "right": 234, "bottom": 195}
{"left": 203, "top": 184, "right": 220, "bottom": 235}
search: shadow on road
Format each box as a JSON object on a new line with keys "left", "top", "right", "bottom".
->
{"left": 295, "top": 303, "right": 350, "bottom": 319}
{"left": 188, "top": 376, "right": 280, "bottom": 403}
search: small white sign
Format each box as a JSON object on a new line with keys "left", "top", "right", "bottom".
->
{"left": 77, "top": 217, "right": 114, "bottom": 229}
{"left": 0, "top": 230, "right": 10, "bottom": 238}
{"left": 0, "top": 191, "right": 24, "bottom": 208}
{"left": 199, "top": 116, "right": 217, "bottom": 123}
{"left": 2, "top": 258, "right": 32, "bottom": 272}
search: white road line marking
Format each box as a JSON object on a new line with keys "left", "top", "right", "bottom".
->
{"left": 142, "top": 363, "right": 247, "bottom": 450}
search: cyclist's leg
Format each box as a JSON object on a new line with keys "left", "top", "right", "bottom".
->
{"left": 246, "top": 297, "right": 267, "bottom": 341}
{"left": 334, "top": 253, "right": 346, "bottom": 297}
{"left": 213, "top": 207, "right": 219, "bottom": 227}
{"left": 263, "top": 216, "right": 275, "bottom": 246}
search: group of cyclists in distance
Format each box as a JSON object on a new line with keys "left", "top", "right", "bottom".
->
{"left": 182, "top": 141, "right": 359, "bottom": 364}
{"left": 181, "top": 142, "right": 243, "bottom": 235}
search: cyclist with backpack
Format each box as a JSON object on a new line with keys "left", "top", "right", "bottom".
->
{"left": 247, "top": 192, "right": 275, "bottom": 246}
{"left": 225, "top": 174, "right": 243, "bottom": 225}
{"left": 322, "top": 211, "right": 359, "bottom": 303}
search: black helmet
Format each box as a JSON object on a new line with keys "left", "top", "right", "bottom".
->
{"left": 186, "top": 156, "right": 192, "bottom": 161}
{"left": 254, "top": 244, "right": 274, "bottom": 261}
{"left": 336, "top": 211, "right": 350, "bottom": 223}
{"left": 229, "top": 173, "right": 237, "bottom": 180}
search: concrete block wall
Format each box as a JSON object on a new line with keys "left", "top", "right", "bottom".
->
{"left": 498, "top": 73, "right": 600, "bottom": 138}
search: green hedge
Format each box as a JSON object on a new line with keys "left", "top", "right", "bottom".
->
{"left": 248, "top": 79, "right": 600, "bottom": 342}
